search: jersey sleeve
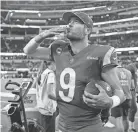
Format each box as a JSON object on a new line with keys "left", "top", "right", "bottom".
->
{"left": 102, "top": 47, "right": 118, "bottom": 70}
{"left": 49, "top": 39, "right": 69, "bottom": 61}
{"left": 49, "top": 40, "right": 60, "bottom": 61}
{"left": 49, "top": 44, "right": 55, "bottom": 61}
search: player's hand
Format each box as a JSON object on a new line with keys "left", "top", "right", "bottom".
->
{"left": 39, "top": 27, "right": 67, "bottom": 38}
{"left": 83, "top": 84, "right": 113, "bottom": 109}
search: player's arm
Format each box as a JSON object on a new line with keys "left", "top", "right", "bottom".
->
{"left": 127, "top": 70, "right": 133, "bottom": 88}
{"left": 83, "top": 47, "right": 125, "bottom": 109}
{"left": 101, "top": 48, "right": 125, "bottom": 108}
{"left": 47, "top": 72, "right": 57, "bottom": 101}
{"left": 101, "top": 67, "right": 125, "bottom": 107}
{"left": 134, "top": 72, "right": 138, "bottom": 92}
{"left": 127, "top": 64, "right": 138, "bottom": 92}
{"left": 135, "top": 72, "right": 138, "bottom": 102}
{"left": 23, "top": 28, "right": 61, "bottom": 60}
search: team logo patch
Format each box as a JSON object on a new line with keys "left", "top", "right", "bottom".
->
{"left": 106, "top": 86, "right": 111, "bottom": 91}
{"left": 56, "top": 48, "right": 62, "bottom": 55}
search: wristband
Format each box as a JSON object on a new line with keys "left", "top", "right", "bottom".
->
{"left": 110, "top": 95, "right": 121, "bottom": 108}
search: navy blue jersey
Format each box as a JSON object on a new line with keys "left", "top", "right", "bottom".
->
{"left": 125, "top": 63, "right": 137, "bottom": 80}
{"left": 50, "top": 40, "right": 118, "bottom": 130}
{"left": 117, "top": 67, "right": 132, "bottom": 99}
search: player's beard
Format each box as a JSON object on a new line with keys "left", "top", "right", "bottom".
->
{"left": 66, "top": 30, "right": 85, "bottom": 41}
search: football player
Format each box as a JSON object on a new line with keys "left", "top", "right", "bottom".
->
{"left": 111, "top": 66, "right": 132, "bottom": 132}
{"left": 24, "top": 12, "right": 125, "bottom": 132}
{"left": 125, "top": 62, "right": 138, "bottom": 132}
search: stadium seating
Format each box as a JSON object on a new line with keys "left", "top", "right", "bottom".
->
{"left": 1, "top": 0, "right": 138, "bottom": 77}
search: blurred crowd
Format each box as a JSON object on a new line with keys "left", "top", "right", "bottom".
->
{"left": 1, "top": 33, "right": 138, "bottom": 53}
{"left": 1, "top": 53, "right": 137, "bottom": 79}
{"left": 1, "top": 32, "right": 138, "bottom": 79}
{"left": 1, "top": 1, "right": 138, "bottom": 79}
{"left": 91, "top": 33, "right": 138, "bottom": 48}
{"left": 1, "top": 59, "right": 40, "bottom": 79}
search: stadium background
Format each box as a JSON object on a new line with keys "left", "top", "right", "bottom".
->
{"left": 1, "top": 1, "right": 138, "bottom": 132}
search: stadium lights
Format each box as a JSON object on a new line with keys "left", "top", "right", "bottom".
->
{"left": 1, "top": 24, "right": 40, "bottom": 28}
{"left": 72, "top": 6, "right": 106, "bottom": 11}
{"left": 90, "top": 29, "right": 138, "bottom": 37}
{"left": 10, "top": 12, "right": 13, "bottom": 17}
{"left": 129, "top": 51, "right": 135, "bottom": 54}
{"left": 97, "top": 23, "right": 138, "bottom": 31}
{"left": 107, "top": 7, "right": 112, "bottom": 11}
{"left": 38, "top": 13, "right": 41, "bottom": 17}
{"left": 5, "top": 36, "right": 25, "bottom": 40}
{"left": 2, "top": 16, "right": 138, "bottom": 29}
{"left": 10, "top": 10, "right": 40, "bottom": 13}
{"left": 0, "top": 52, "right": 26, "bottom": 56}
{"left": 17, "top": 25, "right": 39, "bottom": 28}
{"left": 3, "top": 6, "right": 106, "bottom": 14}
{"left": 116, "top": 47, "right": 138, "bottom": 52}
{"left": 25, "top": 19, "right": 46, "bottom": 24}
{"left": 93, "top": 17, "right": 138, "bottom": 26}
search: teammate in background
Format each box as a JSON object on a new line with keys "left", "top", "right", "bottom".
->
{"left": 101, "top": 108, "right": 115, "bottom": 128}
{"left": 36, "top": 61, "right": 57, "bottom": 132}
{"left": 125, "top": 62, "right": 138, "bottom": 132}
{"left": 24, "top": 11, "right": 125, "bottom": 132}
{"left": 111, "top": 66, "right": 132, "bottom": 132}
